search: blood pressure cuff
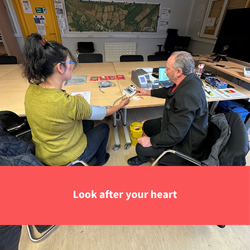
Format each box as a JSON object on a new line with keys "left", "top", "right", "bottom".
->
{"left": 88, "top": 105, "right": 107, "bottom": 120}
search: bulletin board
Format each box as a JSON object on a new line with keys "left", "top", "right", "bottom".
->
{"left": 64, "top": 0, "right": 160, "bottom": 33}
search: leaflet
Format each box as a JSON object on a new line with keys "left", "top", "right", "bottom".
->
{"left": 213, "top": 88, "right": 246, "bottom": 99}
{"left": 71, "top": 91, "right": 91, "bottom": 104}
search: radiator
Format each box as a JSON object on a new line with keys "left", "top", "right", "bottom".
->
{"left": 104, "top": 42, "right": 136, "bottom": 62}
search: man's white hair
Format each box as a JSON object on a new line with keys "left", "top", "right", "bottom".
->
{"left": 171, "top": 51, "right": 195, "bottom": 75}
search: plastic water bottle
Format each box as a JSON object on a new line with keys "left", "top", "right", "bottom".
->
{"left": 196, "top": 64, "right": 205, "bottom": 79}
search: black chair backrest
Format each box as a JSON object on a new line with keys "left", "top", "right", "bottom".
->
{"left": 164, "top": 29, "right": 179, "bottom": 53}
{"left": 120, "top": 55, "right": 144, "bottom": 62}
{"left": 0, "top": 111, "right": 24, "bottom": 130}
{"left": 176, "top": 36, "right": 191, "bottom": 51}
{"left": 147, "top": 54, "right": 170, "bottom": 61}
{"left": 77, "top": 42, "right": 95, "bottom": 53}
{"left": 201, "top": 121, "right": 221, "bottom": 161}
{"left": 0, "top": 111, "right": 31, "bottom": 141}
{"left": 78, "top": 53, "right": 103, "bottom": 63}
{"left": 220, "top": 112, "right": 249, "bottom": 165}
{"left": 202, "top": 112, "right": 249, "bottom": 166}
{"left": 0, "top": 56, "right": 17, "bottom": 64}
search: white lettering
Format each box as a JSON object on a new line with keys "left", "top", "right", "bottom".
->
{"left": 73, "top": 190, "right": 97, "bottom": 199}
{"left": 126, "top": 192, "right": 149, "bottom": 200}
{"left": 151, "top": 190, "right": 177, "bottom": 199}
{"left": 99, "top": 190, "right": 124, "bottom": 198}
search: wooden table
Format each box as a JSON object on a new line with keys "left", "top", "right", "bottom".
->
{"left": 1, "top": 61, "right": 250, "bottom": 149}
{"left": 193, "top": 55, "right": 250, "bottom": 114}
{"left": 0, "top": 65, "right": 28, "bottom": 115}
{"left": 193, "top": 55, "right": 250, "bottom": 83}
{"left": 2, "top": 61, "right": 250, "bottom": 115}
{"left": 0, "top": 63, "right": 122, "bottom": 115}
{"left": 0, "top": 64, "right": 19, "bottom": 77}
{"left": 113, "top": 60, "right": 250, "bottom": 104}
{"left": 113, "top": 61, "right": 166, "bottom": 108}
{"left": 63, "top": 62, "right": 122, "bottom": 107}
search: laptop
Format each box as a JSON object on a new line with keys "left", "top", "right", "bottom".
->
{"left": 158, "top": 67, "right": 174, "bottom": 88}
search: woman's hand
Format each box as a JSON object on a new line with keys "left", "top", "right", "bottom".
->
{"left": 119, "top": 97, "right": 130, "bottom": 108}
{"left": 106, "top": 97, "right": 130, "bottom": 117}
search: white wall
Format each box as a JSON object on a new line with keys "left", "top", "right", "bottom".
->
{"left": 186, "top": 0, "right": 216, "bottom": 55}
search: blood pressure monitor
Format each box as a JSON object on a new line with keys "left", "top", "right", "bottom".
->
{"left": 244, "top": 67, "right": 250, "bottom": 77}
{"left": 123, "top": 85, "right": 137, "bottom": 97}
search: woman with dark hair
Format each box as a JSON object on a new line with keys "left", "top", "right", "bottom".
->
{"left": 23, "top": 33, "right": 129, "bottom": 166}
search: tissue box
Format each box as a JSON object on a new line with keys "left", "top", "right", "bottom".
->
{"left": 205, "top": 77, "right": 228, "bottom": 89}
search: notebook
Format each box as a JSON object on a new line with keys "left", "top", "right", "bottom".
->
{"left": 158, "top": 67, "right": 174, "bottom": 88}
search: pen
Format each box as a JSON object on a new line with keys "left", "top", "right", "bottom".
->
{"left": 205, "top": 89, "right": 214, "bottom": 97}
{"left": 217, "top": 89, "right": 224, "bottom": 95}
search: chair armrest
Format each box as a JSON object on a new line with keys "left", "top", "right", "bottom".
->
{"left": 151, "top": 149, "right": 201, "bottom": 166}
{"left": 68, "top": 160, "right": 89, "bottom": 166}
{"left": 26, "top": 225, "right": 59, "bottom": 243}
{"left": 7, "top": 120, "right": 28, "bottom": 132}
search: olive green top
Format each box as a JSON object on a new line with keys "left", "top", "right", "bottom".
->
{"left": 25, "top": 84, "right": 92, "bottom": 165}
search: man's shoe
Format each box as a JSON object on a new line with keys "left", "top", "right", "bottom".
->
{"left": 127, "top": 156, "right": 148, "bottom": 166}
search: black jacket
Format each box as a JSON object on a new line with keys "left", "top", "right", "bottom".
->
{"left": 151, "top": 73, "right": 208, "bottom": 165}
{"left": 0, "top": 121, "right": 43, "bottom": 166}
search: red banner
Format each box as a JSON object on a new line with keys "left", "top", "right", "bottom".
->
{"left": 0, "top": 166, "right": 249, "bottom": 225}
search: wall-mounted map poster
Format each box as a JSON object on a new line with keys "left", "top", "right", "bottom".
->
{"left": 65, "top": 0, "right": 160, "bottom": 32}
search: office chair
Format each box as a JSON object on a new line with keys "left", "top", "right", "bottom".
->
{"left": 0, "top": 56, "right": 17, "bottom": 64}
{"left": 0, "top": 111, "right": 31, "bottom": 141}
{"left": 120, "top": 55, "right": 144, "bottom": 62}
{"left": 0, "top": 110, "right": 97, "bottom": 166}
{"left": 176, "top": 36, "right": 191, "bottom": 51}
{"left": 78, "top": 53, "right": 103, "bottom": 63}
{"left": 155, "top": 29, "right": 179, "bottom": 56}
{"left": 151, "top": 112, "right": 249, "bottom": 166}
{"left": 76, "top": 42, "right": 95, "bottom": 53}
{"left": 155, "top": 29, "right": 191, "bottom": 56}
{"left": 147, "top": 54, "right": 170, "bottom": 61}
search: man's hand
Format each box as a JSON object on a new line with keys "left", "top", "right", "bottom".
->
{"left": 135, "top": 88, "right": 151, "bottom": 96}
{"left": 137, "top": 136, "right": 152, "bottom": 147}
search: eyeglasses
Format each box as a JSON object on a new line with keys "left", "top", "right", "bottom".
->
{"left": 61, "top": 61, "right": 75, "bottom": 64}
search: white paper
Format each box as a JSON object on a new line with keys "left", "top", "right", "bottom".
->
{"left": 207, "top": 17, "right": 216, "bottom": 27}
{"left": 213, "top": 88, "right": 246, "bottom": 99}
{"left": 57, "top": 16, "right": 66, "bottom": 30}
{"left": 204, "top": 86, "right": 222, "bottom": 99}
{"left": 22, "top": 0, "right": 32, "bottom": 14}
{"left": 158, "top": 20, "right": 169, "bottom": 30}
{"left": 195, "top": 5, "right": 205, "bottom": 21}
{"left": 71, "top": 91, "right": 91, "bottom": 104}
{"left": 160, "top": 8, "right": 171, "bottom": 20}
{"left": 55, "top": 3, "right": 64, "bottom": 15}
{"left": 66, "top": 75, "right": 87, "bottom": 85}
{"left": 36, "top": 24, "right": 46, "bottom": 35}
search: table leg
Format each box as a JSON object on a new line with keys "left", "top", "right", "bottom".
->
{"left": 112, "top": 112, "right": 120, "bottom": 151}
{"left": 122, "top": 108, "right": 131, "bottom": 149}
{"left": 111, "top": 109, "right": 131, "bottom": 150}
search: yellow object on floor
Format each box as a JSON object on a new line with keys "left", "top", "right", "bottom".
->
{"left": 130, "top": 122, "right": 143, "bottom": 146}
